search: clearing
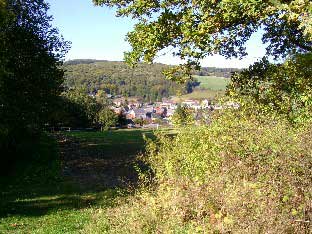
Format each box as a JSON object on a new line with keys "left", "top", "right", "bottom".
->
{"left": 0, "top": 129, "right": 155, "bottom": 233}
{"left": 193, "top": 75, "right": 230, "bottom": 91}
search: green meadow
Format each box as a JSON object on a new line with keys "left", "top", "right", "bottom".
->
{"left": 193, "top": 75, "right": 230, "bottom": 91}
{"left": 0, "top": 129, "right": 157, "bottom": 234}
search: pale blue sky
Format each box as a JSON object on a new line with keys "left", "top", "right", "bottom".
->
{"left": 47, "top": 0, "right": 266, "bottom": 68}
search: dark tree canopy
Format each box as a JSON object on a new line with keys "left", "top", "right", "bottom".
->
{"left": 0, "top": 0, "right": 70, "bottom": 130}
{"left": 93, "top": 0, "right": 311, "bottom": 80}
{"left": 0, "top": 0, "right": 70, "bottom": 171}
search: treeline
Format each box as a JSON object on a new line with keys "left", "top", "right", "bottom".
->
{"left": 51, "top": 88, "right": 122, "bottom": 130}
{"left": 193, "top": 67, "right": 241, "bottom": 78}
{"left": 63, "top": 60, "right": 236, "bottom": 101}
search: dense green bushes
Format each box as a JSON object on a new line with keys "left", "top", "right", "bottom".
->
{"left": 84, "top": 55, "right": 312, "bottom": 232}
{"left": 49, "top": 88, "right": 119, "bottom": 130}
{"left": 228, "top": 54, "right": 312, "bottom": 124}
{"left": 86, "top": 102, "right": 311, "bottom": 233}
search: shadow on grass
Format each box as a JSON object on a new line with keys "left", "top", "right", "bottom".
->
{"left": 0, "top": 177, "right": 124, "bottom": 219}
{"left": 59, "top": 129, "right": 156, "bottom": 190}
{"left": 0, "top": 129, "right": 158, "bottom": 219}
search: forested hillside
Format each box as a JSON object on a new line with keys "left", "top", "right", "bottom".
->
{"left": 63, "top": 60, "right": 238, "bottom": 101}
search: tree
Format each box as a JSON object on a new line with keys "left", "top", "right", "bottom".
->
{"left": 97, "top": 108, "right": 118, "bottom": 131}
{"left": 93, "top": 0, "right": 311, "bottom": 80}
{"left": 172, "top": 104, "right": 194, "bottom": 126}
{"left": 95, "top": 89, "right": 111, "bottom": 106}
{"left": 0, "top": 0, "right": 69, "bottom": 171}
{"left": 60, "top": 88, "right": 101, "bottom": 128}
{"left": 1, "top": 0, "right": 70, "bottom": 130}
{"left": 227, "top": 53, "right": 312, "bottom": 123}
{"left": 93, "top": 0, "right": 311, "bottom": 123}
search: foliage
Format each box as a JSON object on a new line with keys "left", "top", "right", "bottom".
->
{"left": 64, "top": 60, "right": 186, "bottom": 102}
{"left": 133, "top": 118, "right": 148, "bottom": 126}
{"left": 94, "top": 0, "right": 311, "bottom": 80}
{"left": 0, "top": 0, "right": 69, "bottom": 171}
{"left": 95, "top": 89, "right": 111, "bottom": 106}
{"left": 63, "top": 60, "right": 234, "bottom": 101}
{"left": 91, "top": 103, "right": 311, "bottom": 233}
{"left": 50, "top": 88, "right": 122, "bottom": 129}
{"left": 171, "top": 104, "right": 194, "bottom": 126}
{"left": 193, "top": 67, "right": 240, "bottom": 78}
{"left": 56, "top": 88, "right": 101, "bottom": 128}
{"left": 98, "top": 108, "right": 118, "bottom": 130}
{"left": 228, "top": 53, "right": 312, "bottom": 123}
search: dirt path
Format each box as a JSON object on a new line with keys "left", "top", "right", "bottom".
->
{"left": 55, "top": 133, "right": 142, "bottom": 190}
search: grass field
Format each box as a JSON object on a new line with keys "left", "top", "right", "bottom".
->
{"left": 0, "top": 129, "right": 159, "bottom": 233}
{"left": 193, "top": 75, "right": 230, "bottom": 91}
{"left": 172, "top": 89, "right": 225, "bottom": 101}
{"left": 170, "top": 75, "right": 229, "bottom": 101}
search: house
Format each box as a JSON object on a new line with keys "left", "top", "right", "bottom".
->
{"left": 182, "top": 99, "right": 200, "bottom": 108}
{"left": 201, "top": 99, "right": 211, "bottom": 108}
{"left": 155, "top": 107, "right": 167, "bottom": 117}
{"left": 128, "top": 101, "right": 142, "bottom": 109}
{"left": 212, "top": 105, "right": 223, "bottom": 110}
{"left": 126, "top": 110, "right": 135, "bottom": 119}
{"left": 106, "top": 94, "right": 113, "bottom": 99}
{"left": 143, "top": 105, "right": 154, "bottom": 113}
{"left": 182, "top": 99, "right": 202, "bottom": 110}
{"left": 111, "top": 106, "right": 126, "bottom": 115}
{"left": 133, "top": 108, "right": 146, "bottom": 119}
{"left": 166, "top": 109, "right": 175, "bottom": 117}
{"left": 126, "top": 108, "right": 147, "bottom": 120}
{"left": 161, "top": 100, "right": 177, "bottom": 110}
{"left": 113, "top": 97, "right": 126, "bottom": 107}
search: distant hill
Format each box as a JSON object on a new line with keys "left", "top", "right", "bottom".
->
{"left": 63, "top": 60, "right": 240, "bottom": 101}
{"left": 193, "top": 67, "right": 240, "bottom": 78}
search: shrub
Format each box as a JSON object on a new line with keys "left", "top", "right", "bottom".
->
{"left": 85, "top": 102, "right": 311, "bottom": 233}
{"left": 97, "top": 108, "right": 118, "bottom": 131}
{"left": 228, "top": 54, "right": 312, "bottom": 124}
{"left": 171, "top": 104, "right": 194, "bottom": 126}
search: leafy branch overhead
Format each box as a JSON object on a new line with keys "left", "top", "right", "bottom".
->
{"left": 93, "top": 0, "right": 312, "bottom": 81}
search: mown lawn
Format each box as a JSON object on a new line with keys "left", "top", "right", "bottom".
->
{"left": 0, "top": 129, "right": 157, "bottom": 233}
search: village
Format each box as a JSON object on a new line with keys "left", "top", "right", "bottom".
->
{"left": 100, "top": 95, "right": 240, "bottom": 128}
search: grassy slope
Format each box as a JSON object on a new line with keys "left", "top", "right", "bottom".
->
{"left": 174, "top": 89, "right": 225, "bottom": 101}
{"left": 171, "top": 75, "right": 229, "bottom": 101}
{"left": 0, "top": 129, "right": 155, "bottom": 233}
{"left": 193, "top": 75, "right": 230, "bottom": 90}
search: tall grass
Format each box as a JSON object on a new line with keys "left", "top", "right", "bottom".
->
{"left": 84, "top": 102, "right": 312, "bottom": 233}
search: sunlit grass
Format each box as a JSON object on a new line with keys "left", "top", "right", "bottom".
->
{"left": 193, "top": 75, "right": 230, "bottom": 90}
{"left": 0, "top": 130, "right": 155, "bottom": 233}
{"left": 173, "top": 89, "right": 225, "bottom": 101}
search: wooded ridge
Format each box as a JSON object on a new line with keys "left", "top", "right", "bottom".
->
{"left": 64, "top": 60, "right": 240, "bottom": 101}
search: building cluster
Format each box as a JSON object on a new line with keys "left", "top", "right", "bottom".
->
{"left": 104, "top": 95, "right": 240, "bottom": 128}
{"left": 110, "top": 98, "right": 175, "bottom": 127}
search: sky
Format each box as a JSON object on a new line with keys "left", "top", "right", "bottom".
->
{"left": 47, "top": 0, "right": 267, "bottom": 68}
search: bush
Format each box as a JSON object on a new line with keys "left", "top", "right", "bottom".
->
{"left": 97, "top": 108, "right": 118, "bottom": 131}
{"left": 85, "top": 102, "right": 312, "bottom": 233}
{"left": 228, "top": 54, "right": 312, "bottom": 124}
{"left": 171, "top": 104, "right": 194, "bottom": 126}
